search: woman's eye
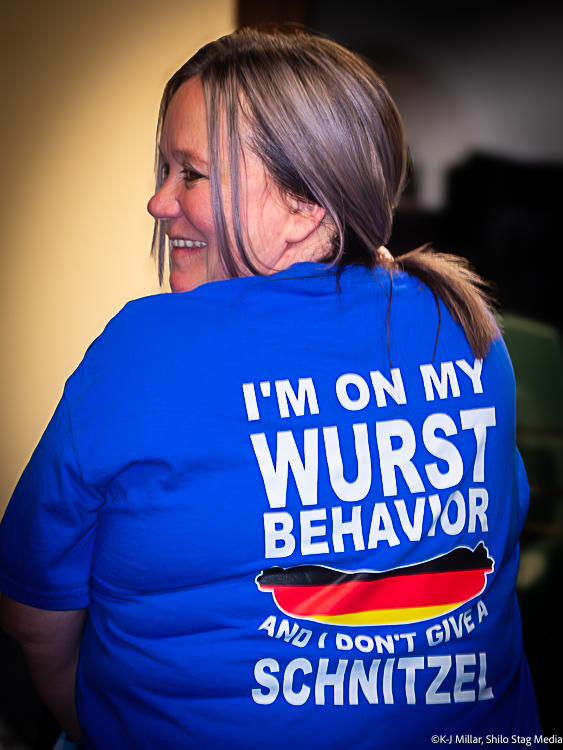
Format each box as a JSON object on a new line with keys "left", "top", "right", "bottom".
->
{"left": 161, "top": 163, "right": 170, "bottom": 180}
{"left": 181, "top": 168, "right": 202, "bottom": 184}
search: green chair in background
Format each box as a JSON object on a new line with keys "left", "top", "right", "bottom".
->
{"left": 503, "top": 313, "right": 563, "bottom": 543}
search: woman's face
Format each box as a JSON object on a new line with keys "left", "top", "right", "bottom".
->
{"left": 148, "top": 77, "right": 311, "bottom": 293}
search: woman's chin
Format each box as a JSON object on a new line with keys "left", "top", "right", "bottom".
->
{"left": 169, "top": 270, "right": 206, "bottom": 293}
{"left": 169, "top": 252, "right": 208, "bottom": 293}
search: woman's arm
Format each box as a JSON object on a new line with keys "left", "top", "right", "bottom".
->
{"left": 0, "top": 595, "right": 87, "bottom": 742}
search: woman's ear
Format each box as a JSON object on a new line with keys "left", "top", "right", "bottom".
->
{"left": 284, "top": 199, "right": 327, "bottom": 244}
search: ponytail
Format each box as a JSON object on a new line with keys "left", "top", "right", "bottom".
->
{"left": 389, "top": 245, "right": 500, "bottom": 360}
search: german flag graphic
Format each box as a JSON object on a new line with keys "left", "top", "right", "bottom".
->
{"left": 256, "top": 543, "right": 494, "bottom": 626}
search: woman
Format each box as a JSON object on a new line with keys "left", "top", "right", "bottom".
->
{"left": 0, "top": 25, "right": 541, "bottom": 749}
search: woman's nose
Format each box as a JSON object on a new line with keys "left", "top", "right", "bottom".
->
{"left": 147, "top": 183, "right": 183, "bottom": 220}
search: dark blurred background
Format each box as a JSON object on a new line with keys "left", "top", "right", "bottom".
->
{"left": 2, "top": 0, "right": 562, "bottom": 745}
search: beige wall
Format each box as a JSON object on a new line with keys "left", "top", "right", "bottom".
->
{"left": 0, "top": 0, "right": 235, "bottom": 516}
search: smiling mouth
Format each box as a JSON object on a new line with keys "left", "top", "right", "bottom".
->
{"left": 169, "top": 238, "right": 207, "bottom": 249}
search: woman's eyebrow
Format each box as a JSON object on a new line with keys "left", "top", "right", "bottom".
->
{"left": 172, "top": 148, "right": 208, "bottom": 169}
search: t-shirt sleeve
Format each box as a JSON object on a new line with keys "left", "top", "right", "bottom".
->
{"left": 516, "top": 447, "right": 530, "bottom": 520}
{"left": 0, "top": 393, "right": 104, "bottom": 610}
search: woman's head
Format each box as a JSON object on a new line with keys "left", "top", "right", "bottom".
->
{"left": 148, "top": 74, "right": 329, "bottom": 292}
{"left": 149, "top": 25, "right": 408, "bottom": 290}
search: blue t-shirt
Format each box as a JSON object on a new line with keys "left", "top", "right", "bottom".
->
{"left": 0, "top": 264, "right": 541, "bottom": 748}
